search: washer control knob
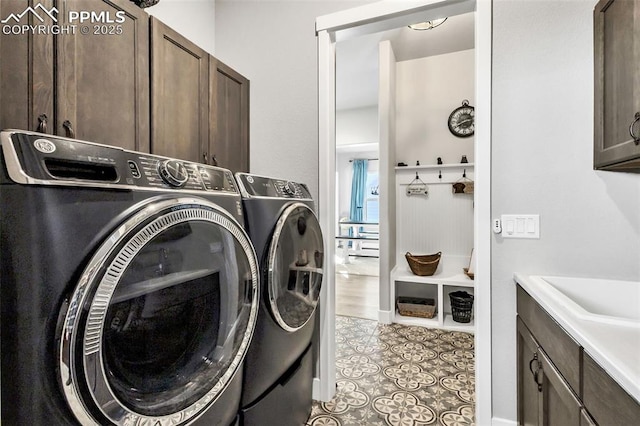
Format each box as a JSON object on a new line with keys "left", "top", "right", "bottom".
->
{"left": 283, "top": 181, "right": 297, "bottom": 196}
{"left": 158, "top": 159, "right": 189, "bottom": 187}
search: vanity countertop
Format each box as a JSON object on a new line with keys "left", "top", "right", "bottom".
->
{"left": 514, "top": 273, "right": 640, "bottom": 403}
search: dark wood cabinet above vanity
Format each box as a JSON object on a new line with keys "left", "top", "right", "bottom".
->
{"left": 593, "top": 0, "right": 640, "bottom": 172}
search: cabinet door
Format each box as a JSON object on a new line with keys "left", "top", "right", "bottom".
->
{"left": 538, "top": 349, "right": 581, "bottom": 426}
{"left": 580, "top": 409, "right": 597, "bottom": 426}
{"left": 583, "top": 353, "right": 640, "bottom": 426}
{"left": 594, "top": 0, "right": 640, "bottom": 170}
{"left": 209, "top": 57, "right": 249, "bottom": 172}
{"left": 517, "top": 317, "right": 543, "bottom": 426}
{"left": 517, "top": 286, "right": 581, "bottom": 393}
{"left": 150, "top": 17, "right": 208, "bottom": 163}
{"left": 57, "top": 0, "right": 149, "bottom": 151}
{"left": 0, "top": 0, "right": 54, "bottom": 133}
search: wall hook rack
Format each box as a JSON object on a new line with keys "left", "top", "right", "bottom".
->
{"left": 406, "top": 172, "right": 428, "bottom": 196}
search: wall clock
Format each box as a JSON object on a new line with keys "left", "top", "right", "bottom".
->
{"left": 448, "top": 100, "right": 475, "bottom": 138}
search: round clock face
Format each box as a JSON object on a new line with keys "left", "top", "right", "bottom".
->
{"left": 448, "top": 103, "right": 475, "bottom": 138}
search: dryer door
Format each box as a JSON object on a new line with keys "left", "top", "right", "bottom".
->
{"left": 267, "top": 202, "right": 324, "bottom": 332}
{"left": 59, "top": 197, "right": 259, "bottom": 426}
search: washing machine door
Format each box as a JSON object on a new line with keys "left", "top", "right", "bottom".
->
{"left": 59, "top": 197, "right": 259, "bottom": 425}
{"left": 267, "top": 202, "right": 324, "bottom": 332}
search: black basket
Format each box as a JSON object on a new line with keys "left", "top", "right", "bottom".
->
{"left": 449, "top": 291, "right": 474, "bottom": 323}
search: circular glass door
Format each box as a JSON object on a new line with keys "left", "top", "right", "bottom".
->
{"left": 267, "top": 202, "right": 324, "bottom": 332}
{"left": 58, "top": 197, "right": 259, "bottom": 425}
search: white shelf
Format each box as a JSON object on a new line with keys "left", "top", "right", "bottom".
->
{"left": 392, "top": 264, "right": 473, "bottom": 287}
{"left": 443, "top": 314, "right": 475, "bottom": 331}
{"left": 391, "top": 258, "right": 475, "bottom": 333}
{"left": 394, "top": 311, "right": 440, "bottom": 328}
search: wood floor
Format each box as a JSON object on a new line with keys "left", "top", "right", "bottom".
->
{"left": 335, "top": 273, "right": 379, "bottom": 321}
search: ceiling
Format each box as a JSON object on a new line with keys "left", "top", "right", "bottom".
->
{"left": 335, "top": 12, "right": 475, "bottom": 111}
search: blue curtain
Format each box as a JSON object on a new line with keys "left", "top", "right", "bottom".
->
{"left": 349, "top": 159, "right": 368, "bottom": 223}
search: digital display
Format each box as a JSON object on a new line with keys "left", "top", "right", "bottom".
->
{"left": 241, "top": 175, "right": 279, "bottom": 197}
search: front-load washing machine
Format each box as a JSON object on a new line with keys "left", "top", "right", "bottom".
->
{"left": 234, "top": 173, "right": 324, "bottom": 426}
{"left": 0, "top": 130, "right": 259, "bottom": 425}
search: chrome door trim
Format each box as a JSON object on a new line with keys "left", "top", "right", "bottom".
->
{"left": 58, "top": 196, "right": 259, "bottom": 425}
{"left": 267, "top": 202, "right": 323, "bottom": 332}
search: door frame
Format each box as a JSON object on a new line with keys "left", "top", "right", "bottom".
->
{"left": 315, "top": 1, "right": 492, "bottom": 425}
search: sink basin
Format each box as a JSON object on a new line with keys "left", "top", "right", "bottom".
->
{"left": 539, "top": 276, "right": 640, "bottom": 328}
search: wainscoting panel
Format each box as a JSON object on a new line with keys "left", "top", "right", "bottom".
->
{"left": 395, "top": 167, "right": 474, "bottom": 265}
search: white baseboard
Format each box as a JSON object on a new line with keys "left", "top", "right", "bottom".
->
{"left": 312, "top": 378, "right": 321, "bottom": 401}
{"left": 492, "top": 417, "right": 517, "bottom": 426}
{"left": 378, "top": 309, "right": 393, "bottom": 324}
{"left": 312, "top": 377, "right": 335, "bottom": 402}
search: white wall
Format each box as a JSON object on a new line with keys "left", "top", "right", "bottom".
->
{"left": 492, "top": 0, "right": 640, "bottom": 422}
{"left": 145, "top": 0, "right": 215, "bottom": 54}
{"left": 396, "top": 49, "right": 475, "bottom": 166}
{"left": 336, "top": 106, "right": 378, "bottom": 146}
{"left": 215, "top": 0, "right": 373, "bottom": 201}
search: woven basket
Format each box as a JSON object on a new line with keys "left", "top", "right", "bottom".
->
{"left": 397, "top": 297, "right": 436, "bottom": 319}
{"left": 405, "top": 251, "right": 441, "bottom": 276}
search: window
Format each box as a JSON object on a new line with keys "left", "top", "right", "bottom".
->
{"left": 364, "top": 172, "right": 379, "bottom": 222}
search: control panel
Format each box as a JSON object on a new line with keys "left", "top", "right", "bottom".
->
{"left": 235, "top": 173, "right": 312, "bottom": 199}
{"left": 0, "top": 131, "right": 238, "bottom": 193}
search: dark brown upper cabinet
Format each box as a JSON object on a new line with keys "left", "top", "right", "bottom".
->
{"left": 58, "top": 0, "right": 149, "bottom": 151}
{"left": 1, "top": 3, "right": 249, "bottom": 167}
{"left": 594, "top": 0, "right": 640, "bottom": 172}
{"left": 209, "top": 58, "right": 250, "bottom": 173}
{"left": 0, "top": 0, "right": 150, "bottom": 152}
{"left": 1, "top": 0, "right": 55, "bottom": 134}
{"left": 150, "top": 17, "right": 250, "bottom": 171}
{"left": 150, "top": 16, "right": 208, "bottom": 163}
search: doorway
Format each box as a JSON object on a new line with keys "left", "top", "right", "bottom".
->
{"left": 316, "top": 1, "right": 492, "bottom": 425}
{"left": 334, "top": 143, "right": 380, "bottom": 320}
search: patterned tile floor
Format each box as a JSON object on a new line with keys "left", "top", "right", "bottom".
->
{"left": 308, "top": 316, "right": 475, "bottom": 426}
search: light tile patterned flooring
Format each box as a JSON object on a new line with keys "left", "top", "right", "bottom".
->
{"left": 308, "top": 316, "right": 475, "bottom": 426}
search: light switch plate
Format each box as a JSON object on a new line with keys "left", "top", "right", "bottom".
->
{"left": 500, "top": 214, "right": 540, "bottom": 239}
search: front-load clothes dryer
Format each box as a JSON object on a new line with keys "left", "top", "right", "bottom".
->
{"left": 234, "top": 173, "right": 324, "bottom": 426}
{"left": 0, "top": 130, "right": 259, "bottom": 426}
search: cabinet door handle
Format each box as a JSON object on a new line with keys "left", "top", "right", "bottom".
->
{"left": 37, "top": 114, "right": 48, "bottom": 134}
{"left": 529, "top": 352, "right": 542, "bottom": 392}
{"left": 211, "top": 154, "right": 218, "bottom": 167}
{"left": 629, "top": 112, "right": 640, "bottom": 145}
{"left": 203, "top": 151, "right": 209, "bottom": 164}
{"left": 62, "top": 120, "right": 76, "bottom": 139}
